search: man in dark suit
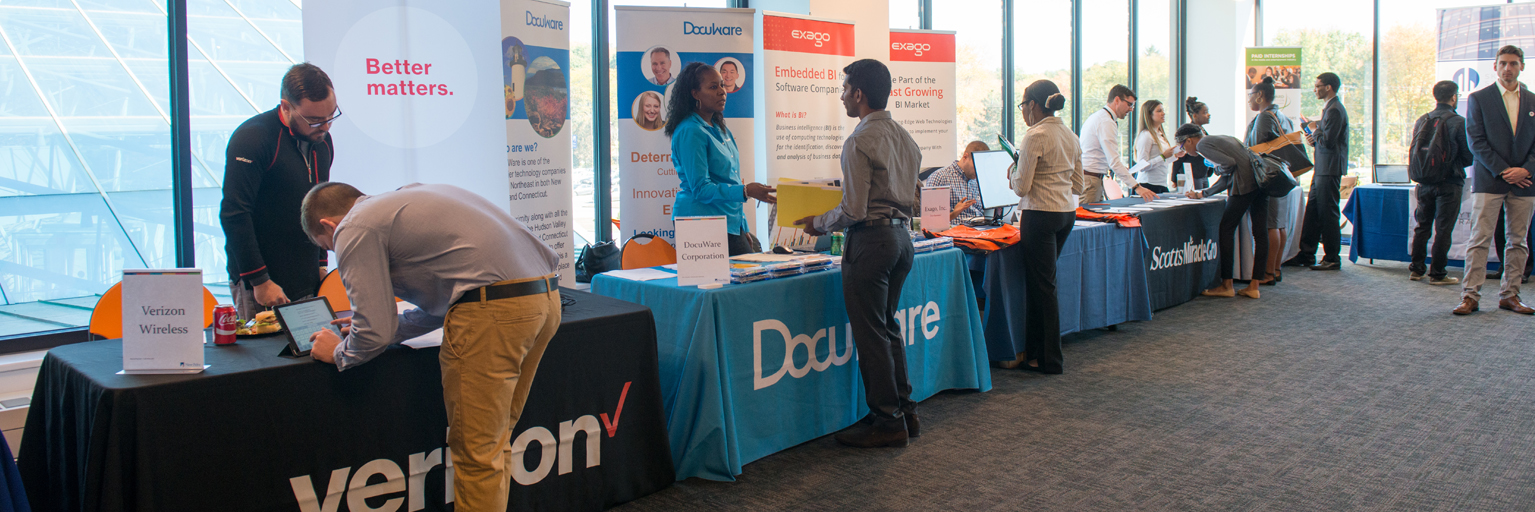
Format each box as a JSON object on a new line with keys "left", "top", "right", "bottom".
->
{"left": 1457, "top": 45, "right": 1535, "bottom": 315}
{"left": 1291, "top": 72, "right": 1349, "bottom": 270}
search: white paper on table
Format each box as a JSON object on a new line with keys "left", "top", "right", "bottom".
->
{"left": 730, "top": 253, "right": 807, "bottom": 263}
{"left": 921, "top": 187, "right": 951, "bottom": 232}
{"left": 661, "top": 264, "right": 678, "bottom": 270}
{"left": 1074, "top": 220, "right": 1101, "bottom": 227}
{"left": 675, "top": 216, "right": 730, "bottom": 286}
{"left": 603, "top": 268, "right": 677, "bottom": 281}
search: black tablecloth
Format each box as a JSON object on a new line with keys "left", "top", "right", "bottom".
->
{"left": 19, "top": 289, "right": 673, "bottom": 512}
{"left": 1103, "top": 197, "right": 1225, "bottom": 311}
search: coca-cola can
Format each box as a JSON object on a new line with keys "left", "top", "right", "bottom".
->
{"left": 213, "top": 304, "right": 238, "bottom": 346}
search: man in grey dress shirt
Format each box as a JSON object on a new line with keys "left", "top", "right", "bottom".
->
{"left": 301, "top": 182, "right": 561, "bottom": 512}
{"left": 794, "top": 59, "right": 922, "bottom": 448}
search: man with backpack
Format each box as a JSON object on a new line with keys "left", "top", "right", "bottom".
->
{"left": 1408, "top": 80, "right": 1474, "bottom": 285}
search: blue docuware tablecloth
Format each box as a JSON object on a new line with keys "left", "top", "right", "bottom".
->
{"left": 982, "top": 222, "right": 1153, "bottom": 360}
{"left": 1343, "top": 184, "right": 1414, "bottom": 263}
{"left": 591, "top": 248, "right": 991, "bottom": 481}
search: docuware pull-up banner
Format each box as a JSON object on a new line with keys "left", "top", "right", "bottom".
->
{"left": 304, "top": 0, "right": 508, "bottom": 208}
{"left": 503, "top": 0, "right": 575, "bottom": 274}
{"left": 761, "top": 12, "right": 858, "bottom": 183}
{"left": 888, "top": 29, "right": 956, "bottom": 170}
{"left": 617, "top": 7, "right": 756, "bottom": 243}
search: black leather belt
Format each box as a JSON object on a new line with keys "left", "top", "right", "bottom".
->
{"left": 1085, "top": 172, "right": 1106, "bottom": 178}
{"left": 452, "top": 275, "right": 557, "bottom": 306}
{"left": 849, "top": 218, "right": 908, "bottom": 231}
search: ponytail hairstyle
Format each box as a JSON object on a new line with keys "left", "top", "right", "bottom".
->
{"left": 1023, "top": 79, "right": 1067, "bottom": 116}
{"left": 665, "top": 62, "right": 725, "bottom": 137}
{"left": 1251, "top": 76, "right": 1276, "bottom": 104}
{"left": 1184, "top": 96, "right": 1207, "bottom": 117}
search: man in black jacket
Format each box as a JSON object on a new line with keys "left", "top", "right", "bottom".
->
{"left": 220, "top": 63, "right": 338, "bottom": 319}
{"left": 1293, "top": 72, "right": 1349, "bottom": 271}
{"left": 1409, "top": 80, "right": 1475, "bottom": 285}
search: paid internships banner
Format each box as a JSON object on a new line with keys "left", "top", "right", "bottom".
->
{"left": 502, "top": 0, "right": 575, "bottom": 275}
{"left": 304, "top": 0, "right": 508, "bottom": 207}
{"left": 760, "top": 13, "right": 857, "bottom": 183}
{"left": 1243, "top": 48, "right": 1303, "bottom": 123}
{"left": 888, "top": 30, "right": 956, "bottom": 170}
{"left": 617, "top": 7, "right": 756, "bottom": 243}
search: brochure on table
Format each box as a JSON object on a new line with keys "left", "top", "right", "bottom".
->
{"left": 676, "top": 216, "right": 731, "bottom": 286}
{"left": 121, "top": 269, "right": 206, "bottom": 374}
{"left": 921, "top": 186, "right": 950, "bottom": 231}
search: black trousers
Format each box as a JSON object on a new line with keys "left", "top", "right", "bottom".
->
{"left": 842, "top": 224, "right": 916, "bottom": 431}
{"left": 1141, "top": 184, "right": 1170, "bottom": 194}
{"left": 726, "top": 232, "right": 758, "bottom": 256}
{"left": 1016, "top": 210, "right": 1075, "bottom": 372}
{"left": 1298, "top": 174, "right": 1343, "bottom": 264}
{"left": 1410, "top": 183, "right": 1462, "bottom": 278}
{"left": 1494, "top": 207, "right": 1535, "bottom": 276}
{"left": 1220, "top": 190, "right": 1269, "bottom": 280}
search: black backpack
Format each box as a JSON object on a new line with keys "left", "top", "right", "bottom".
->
{"left": 1408, "top": 110, "right": 1459, "bottom": 184}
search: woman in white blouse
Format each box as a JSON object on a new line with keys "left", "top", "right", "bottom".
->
{"left": 1000, "top": 79, "right": 1084, "bottom": 375}
{"left": 1133, "top": 99, "right": 1177, "bottom": 193}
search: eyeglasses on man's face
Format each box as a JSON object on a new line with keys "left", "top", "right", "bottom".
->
{"left": 300, "top": 107, "right": 343, "bottom": 128}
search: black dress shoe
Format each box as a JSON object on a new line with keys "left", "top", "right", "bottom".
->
{"left": 1311, "top": 261, "right": 1341, "bottom": 271}
{"left": 1021, "top": 362, "right": 1064, "bottom": 374}
{"left": 834, "top": 424, "right": 909, "bottom": 448}
{"left": 1282, "top": 256, "right": 1313, "bottom": 267}
{"left": 1488, "top": 270, "right": 1503, "bottom": 280}
{"left": 850, "top": 412, "right": 921, "bottom": 438}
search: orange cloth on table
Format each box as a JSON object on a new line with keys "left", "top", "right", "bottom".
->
{"left": 924, "top": 224, "right": 1021, "bottom": 253}
{"left": 1074, "top": 207, "right": 1142, "bottom": 228}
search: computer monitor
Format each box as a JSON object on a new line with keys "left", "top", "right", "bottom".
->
{"left": 971, "top": 149, "right": 1020, "bottom": 210}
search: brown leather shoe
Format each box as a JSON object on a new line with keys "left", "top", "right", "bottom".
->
{"left": 1453, "top": 297, "right": 1479, "bottom": 315}
{"left": 1499, "top": 296, "right": 1535, "bottom": 315}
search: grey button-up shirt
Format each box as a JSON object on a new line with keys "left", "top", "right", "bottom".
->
{"left": 813, "top": 110, "right": 922, "bottom": 232}
{"left": 331, "top": 183, "right": 559, "bottom": 370}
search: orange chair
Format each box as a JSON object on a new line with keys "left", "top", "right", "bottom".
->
{"left": 317, "top": 269, "right": 351, "bottom": 312}
{"left": 621, "top": 234, "right": 677, "bottom": 269}
{"left": 89, "top": 282, "right": 218, "bottom": 340}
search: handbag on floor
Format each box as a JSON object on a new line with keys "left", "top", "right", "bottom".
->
{"left": 575, "top": 241, "right": 621, "bottom": 283}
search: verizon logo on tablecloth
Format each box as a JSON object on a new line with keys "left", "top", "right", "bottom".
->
{"left": 762, "top": 15, "right": 854, "bottom": 56}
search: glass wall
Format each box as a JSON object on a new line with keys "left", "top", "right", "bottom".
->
{"left": 1011, "top": 0, "right": 1073, "bottom": 139}
{"left": 1378, "top": 0, "right": 1490, "bottom": 165}
{"left": 1137, "top": 0, "right": 1173, "bottom": 151}
{"left": 934, "top": 0, "right": 1004, "bottom": 155}
{"left": 1263, "top": 0, "right": 1374, "bottom": 180}
{"left": 1081, "top": 0, "right": 1131, "bottom": 160}
{"left": 569, "top": 0, "right": 597, "bottom": 246}
{"left": 891, "top": 0, "right": 920, "bottom": 30}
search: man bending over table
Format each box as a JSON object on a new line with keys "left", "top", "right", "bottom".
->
{"left": 302, "top": 182, "right": 560, "bottom": 512}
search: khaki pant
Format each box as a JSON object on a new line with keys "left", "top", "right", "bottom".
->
{"left": 1080, "top": 174, "right": 1105, "bottom": 205}
{"left": 441, "top": 274, "right": 561, "bottom": 512}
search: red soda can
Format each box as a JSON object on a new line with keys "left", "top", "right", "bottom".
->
{"left": 213, "top": 304, "right": 239, "bottom": 346}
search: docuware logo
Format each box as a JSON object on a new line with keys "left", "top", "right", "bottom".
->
{"left": 753, "top": 302, "right": 942, "bottom": 390}
{"left": 288, "top": 382, "right": 632, "bottom": 510}
{"left": 683, "top": 21, "right": 743, "bottom": 36}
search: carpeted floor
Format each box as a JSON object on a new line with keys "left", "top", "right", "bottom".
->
{"left": 616, "top": 256, "right": 1535, "bottom": 511}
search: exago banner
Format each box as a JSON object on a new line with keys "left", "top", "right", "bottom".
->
{"left": 502, "top": 0, "right": 574, "bottom": 275}
{"left": 617, "top": 7, "right": 756, "bottom": 243}
{"left": 760, "top": 12, "right": 857, "bottom": 183}
{"left": 888, "top": 29, "right": 956, "bottom": 170}
{"left": 303, "top": 0, "right": 508, "bottom": 208}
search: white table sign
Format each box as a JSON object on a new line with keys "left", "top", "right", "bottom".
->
{"left": 921, "top": 186, "right": 951, "bottom": 232}
{"left": 675, "top": 216, "right": 730, "bottom": 287}
{"left": 122, "top": 269, "right": 206, "bottom": 374}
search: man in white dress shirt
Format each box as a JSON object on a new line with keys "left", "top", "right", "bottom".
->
{"left": 1080, "top": 84, "right": 1158, "bottom": 204}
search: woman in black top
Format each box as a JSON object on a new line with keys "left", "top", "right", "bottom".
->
{"left": 1244, "top": 76, "right": 1292, "bottom": 286}
{"left": 1184, "top": 134, "right": 1269, "bottom": 299}
{"left": 1173, "top": 97, "right": 1212, "bottom": 190}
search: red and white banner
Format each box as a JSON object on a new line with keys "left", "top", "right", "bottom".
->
{"left": 888, "top": 29, "right": 956, "bottom": 171}
{"left": 760, "top": 13, "right": 858, "bottom": 184}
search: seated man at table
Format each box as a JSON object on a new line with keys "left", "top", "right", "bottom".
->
{"left": 301, "top": 182, "right": 560, "bottom": 512}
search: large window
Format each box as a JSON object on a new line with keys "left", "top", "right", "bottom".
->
{"left": 1264, "top": 0, "right": 1374, "bottom": 180}
{"left": 569, "top": 0, "right": 598, "bottom": 246}
{"left": 890, "top": 0, "right": 920, "bottom": 30}
{"left": 934, "top": 0, "right": 1004, "bottom": 154}
{"left": 1136, "top": 0, "right": 1173, "bottom": 144}
{"left": 1011, "top": 0, "right": 1073, "bottom": 138}
{"left": 1378, "top": 0, "right": 1489, "bottom": 165}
